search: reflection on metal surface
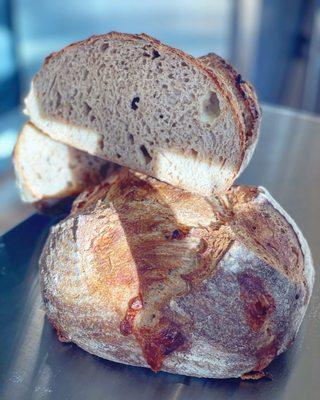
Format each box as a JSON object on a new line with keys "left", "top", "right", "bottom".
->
{"left": 0, "top": 106, "right": 320, "bottom": 399}
{"left": 3, "top": 290, "right": 45, "bottom": 398}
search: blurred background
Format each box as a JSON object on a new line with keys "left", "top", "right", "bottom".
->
{"left": 0, "top": 0, "right": 320, "bottom": 233}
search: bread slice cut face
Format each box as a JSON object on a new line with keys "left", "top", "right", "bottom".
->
{"left": 25, "top": 32, "right": 260, "bottom": 197}
{"left": 13, "top": 122, "right": 111, "bottom": 204}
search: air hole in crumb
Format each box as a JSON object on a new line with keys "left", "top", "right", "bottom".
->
{"left": 116, "top": 153, "right": 121, "bottom": 159}
{"left": 165, "top": 138, "right": 170, "bottom": 143}
{"left": 131, "top": 97, "right": 140, "bottom": 110}
{"left": 295, "top": 294, "right": 300, "bottom": 300}
{"left": 172, "top": 122, "right": 177, "bottom": 127}
{"left": 181, "top": 61, "right": 187, "bottom": 67}
{"left": 101, "top": 43, "right": 109, "bottom": 51}
{"left": 162, "top": 84, "right": 168, "bottom": 89}
{"left": 143, "top": 52, "right": 151, "bottom": 57}
{"left": 159, "top": 114, "right": 164, "bottom": 119}
{"left": 128, "top": 134, "right": 134, "bottom": 144}
{"left": 140, "top": 145, "right": 152, "bottom": 164}
{"left": 152, "top": 49, "right": 160, "bottom": 59}
{"left": 168, "top": 73, "right": 174, "bottom": 79}
{"left": 184, "top": 78, "right": 190, "bottom": 82}
{"left": 201, "top": 92, "right": 221, "bottom": 122}
{"left": 90, "top": 115, "right": 96, "bottom": 122}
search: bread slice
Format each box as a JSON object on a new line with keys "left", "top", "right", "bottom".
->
{"left": 24, "top": 32, "right": 260, "bottom": 197}
{"left": 40, "top": 169, "right": 314, "bottom": 378}
{"left": 199, "top": 53, "right": 261, "bottom": 173}
{"left": 13, "top": 122, "right": 111, "bottom": 204}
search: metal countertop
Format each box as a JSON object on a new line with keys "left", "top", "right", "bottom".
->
{"left": 0, "top": 105, "right": 319, "bottom": 400}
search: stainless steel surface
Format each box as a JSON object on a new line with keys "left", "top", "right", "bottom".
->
{"left": 1, "top": 105, "right": 320, "bottom": 399}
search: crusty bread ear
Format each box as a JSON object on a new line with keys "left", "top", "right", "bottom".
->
{"left": 40, "top": 170, "right": 314, "bottom": 378}
{"left": 24, "top": 32, "right": 260, "bottom": 197}
{"left": 13, "top": 122, "right": 112, "bottom": 205}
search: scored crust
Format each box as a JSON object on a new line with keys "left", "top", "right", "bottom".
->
{"left": 40, "top": 170, "right": 314, "bottom": 378}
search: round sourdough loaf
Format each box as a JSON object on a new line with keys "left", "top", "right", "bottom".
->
{"left": 39, "top": 169, "right": 314, "bottom": 378}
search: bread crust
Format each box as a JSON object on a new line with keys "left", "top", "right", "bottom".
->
{"left": 40, "top": 170, "right": 314, "bottom": 378}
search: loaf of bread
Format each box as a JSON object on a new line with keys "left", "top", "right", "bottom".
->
{"left": 13, "top": 122, "right": 113, "bottom": 206}
{"left": 24, "top": 32, "right": 260, "bottom": 197}
{"left": 40, "top": 169, "right": 314, "bottom": 378}
{"left": 16, "top": 31, "right": 313, "bottom": 380}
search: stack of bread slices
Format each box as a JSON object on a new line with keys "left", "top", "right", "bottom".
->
{"left": 13, "top": 33, "right": 314, "bottom": 379}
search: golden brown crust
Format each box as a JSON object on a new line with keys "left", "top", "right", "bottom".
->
{"left": 226, "top": 185, "right": 306, "bottom": 285}
{"left": 241, "top": 371, "right": 271, "bottom": 380}
{"left": 40, "top": 171, "right": 314, "bottom": 378}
